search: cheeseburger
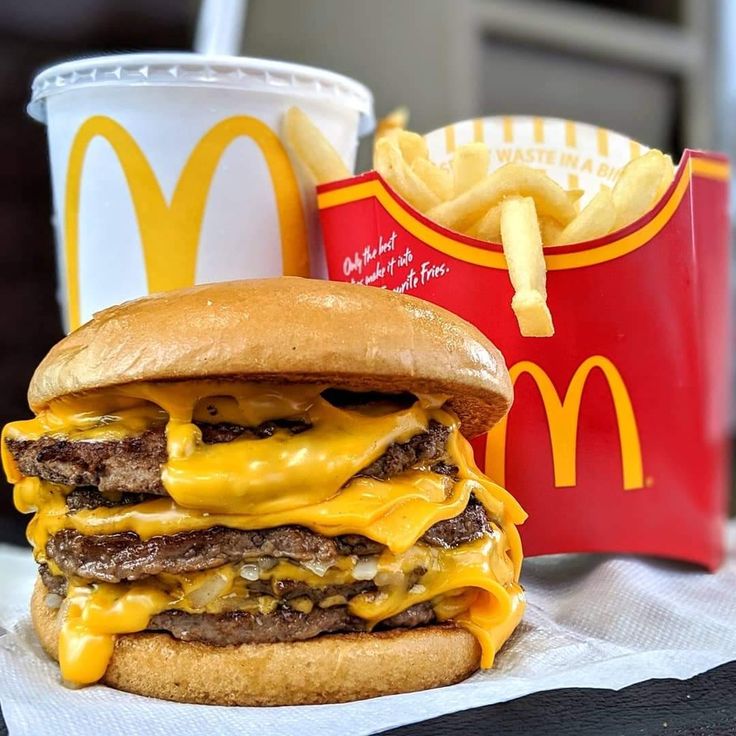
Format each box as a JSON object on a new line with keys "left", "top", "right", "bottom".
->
{"left": 2, "top": 277, "right": 526, "bottom": 705}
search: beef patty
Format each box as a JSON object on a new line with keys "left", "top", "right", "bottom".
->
{"left": 6, "top": 421, "right": 452, "bottom": 495}
{"left": 148, "top": 603, "right": 436, "bottom": 646}
{"left": 38, "top": 568, "right": 437, "bottom": 646}
{"left": 44, "top": 498, "right": 491, "bottom": 583}
{"left": 38, "top": 564, "right": 381, "bottom": 602}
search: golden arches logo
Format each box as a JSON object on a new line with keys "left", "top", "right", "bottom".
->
{"left": 485, "top": 355, "right": 644, "bottom": 490}
{"left": 64, "top": 115, "right": 310, "bottom": 329}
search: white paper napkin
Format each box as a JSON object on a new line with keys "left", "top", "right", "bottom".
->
{"left": 1, "top": 522, "right": 735, "bottom": 736}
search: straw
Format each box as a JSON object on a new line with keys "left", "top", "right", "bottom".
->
{"left": 194, "top": 0, "right": 248, "bottom": 56}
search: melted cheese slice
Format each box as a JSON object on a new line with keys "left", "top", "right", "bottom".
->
{"left": 21, "top": 473, "right": 474, "bottom": 556}
{"left": 57, "top": 533, "right": 523, "bottom": 684}
{"left": 3, "top": 381, "right": 527, "bottom": 684}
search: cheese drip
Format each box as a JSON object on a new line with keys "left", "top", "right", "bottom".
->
{"left": 20, "top": 473, "right": 482, "bottom": 556}
{"left": 3, "top": 381, "right": 527, "bottom": 684}
{"left": 4, "top": 382, "right": 440, "bottom": 514}
{"left": 57, "top": 532, "right": 523, "bottom": 684}
{"left": 19, "top": 432, "right": 523, "bottom": 563}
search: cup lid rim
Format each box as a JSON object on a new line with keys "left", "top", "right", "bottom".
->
{"left": 28, "top": 52, "right": 375, "bottom": 134}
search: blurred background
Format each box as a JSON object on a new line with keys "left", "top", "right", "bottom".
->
{"left": 0, "top": 0, "right": 733, "bottom": 544}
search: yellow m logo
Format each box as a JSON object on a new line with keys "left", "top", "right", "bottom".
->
{"left": 486, "top": 355, "right": 644, "bottom": 490}
{"left": 64, "top": 115, "right": 310, "bottom": 329}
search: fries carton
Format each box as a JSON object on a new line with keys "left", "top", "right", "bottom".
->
{"left": 318, "top": 116, "right": 730, "bottom": 569}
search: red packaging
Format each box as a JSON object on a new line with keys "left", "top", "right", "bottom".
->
{"left": 318, "top": 117, "right": 731, "bottom": 569}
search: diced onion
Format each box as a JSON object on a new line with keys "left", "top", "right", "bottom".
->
{"left": 352, "top": 556, "right": 379, "bottom": 581}
{"left": 240, "top": 564, "right": 260, "bottom": 581}
{"left": 258, "top": 557, "right": 278, "bottom": 571}
{"left": 302, "top": 560, "right": 332, "bottom": 577}
{"left": 188, "top": 573, "right": 230, "bottom": 608}
{"left": 44, "top": 593, "right": 63, "bottom": 610}
{"left": 375, "top": 570, "right": 404, "bottom": 587}
{"left": 409, "top": 584, "right": 427, "bottom": 595}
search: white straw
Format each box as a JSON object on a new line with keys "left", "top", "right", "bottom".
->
{"left": 194, "top": 0, "right": 248, "bottom": 56}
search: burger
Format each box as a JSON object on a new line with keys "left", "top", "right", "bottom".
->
{"left": 2, "top": 277, "right": 526, "bottom": 705}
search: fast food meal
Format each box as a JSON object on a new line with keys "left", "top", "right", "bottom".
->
{"left": 285, "top": 107, "right": 676, "bottom": 339}
{"left": 2, "top": 277, "right": 526, "bottom": 705}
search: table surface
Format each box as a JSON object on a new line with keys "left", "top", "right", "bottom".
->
{"left": 1, "top": 662, "right": 734, "bottom": 736}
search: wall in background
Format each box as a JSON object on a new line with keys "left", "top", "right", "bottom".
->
{"left": 244, "top": 0, "right": 717, "bottom": 158}
{"left": 243, "top": 0, "right": 466, "bottom": 169}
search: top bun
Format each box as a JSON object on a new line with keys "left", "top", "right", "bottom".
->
{"left": 29, "top": 278, "right": 512, "bottom": 437}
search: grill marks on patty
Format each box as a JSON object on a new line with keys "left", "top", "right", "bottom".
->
{"left": 39, "top": 567, "right": 426, "bottom": 605}
{"left": 9, "top": 429, "right": 168, "bottom": 495}
{"left": 47, "top": 525, "right": 342, "bottom": 583}
{"left": 421, "top": 501, "right": 492, "bottom": 548}
{"left": 44, "top": 498, "right": 490, "bottom": 584}
{"left": 38, "top": 565, "right": 437, "bottom": 647}
{"left": 148, "top": 603, "right": 436, "bottom": 647}
{"left": 198, "top": 418, "right": 311, "bottom": 443}
{"left": 5, "top": 420, "right": 453, "bottom": 496}
{"left": 65, "top": 487, "right": 151, "bottom": 512}
{"left": 6, "top": 418, "right": 312, "bottom": 496}
{"left": 39, "top": 564, "right": 66, "bottom": 597}
{"left": 358, "top": 422, "right": 455, "bottom": 479}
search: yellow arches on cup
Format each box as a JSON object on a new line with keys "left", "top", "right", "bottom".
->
{"left": 64, "top": 115, "right": 310, "bottom": 330}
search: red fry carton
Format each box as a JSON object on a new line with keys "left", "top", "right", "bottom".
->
{"left": 318, "top": 116, "right": 731, "bottom": 570}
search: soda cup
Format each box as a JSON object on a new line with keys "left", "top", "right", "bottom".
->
{"left": 28, "top": 52, "right": 374, "bottom": 330}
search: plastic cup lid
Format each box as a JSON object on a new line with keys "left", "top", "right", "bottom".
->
{"left": 28, "top": 52, "right": 375, "bottom": 135}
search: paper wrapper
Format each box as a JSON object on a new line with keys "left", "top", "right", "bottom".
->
{"left": 1, "top": 523, "right": 735, "bottom": 735}
{"left": 318, "top": 116, "right": 731, "bottom": 570}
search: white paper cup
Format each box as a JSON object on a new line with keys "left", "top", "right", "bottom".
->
{"left": 28, "top": 53, "right": 374, "bottom": 331}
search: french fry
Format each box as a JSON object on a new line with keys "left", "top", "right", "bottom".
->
{"left": 453, "top": 143, "right": 490, "bottom": 196}
{"left": 282, "top": 107, "right": 350, "bottom": 185}
{"left": 374, "top": 137, "right": 440, "bottom": 212}
{"left": 539, "top": 216, "right": 563, "bottom": 246}
{"left": 654, "top": 154, "right": 675, "bottom": 201}
{"left": 428, "top": 163, "right": 577, "bottom": 233}
{"left": 552, "top": 186, "right": 616, "bottom": 245}
{"left": 392, "top": 130, "right": 429, "bottom": 165}
{"left": 500, "top": 197, "right": 553, "bottom": 337}
{"left": 375, "top": 106, "right": 409, "bottom": 140}
{"left": 412, "top": 158, "right": 453, "bottom": 201}
{"left": 468, "top": 204, "right": 501, "bottom": 242}
{"left": 566, "top": 189, "right": 584, "bottom": 214}
{"left": 612, "top": 149, "right": 669, "bottom": 230}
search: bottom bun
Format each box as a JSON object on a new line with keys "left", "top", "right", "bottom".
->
{"left": 32, "top": 577, "right": 481, "bottom": 705}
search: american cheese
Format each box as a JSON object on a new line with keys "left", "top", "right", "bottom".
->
{"left": 3, "top": 381, "right": 526, "bottom": 684}
{"left": 57, "top": 532, "right": 522, "bottom": 684}
{"left": 22, "top": 474, "right": 483, "bottom": 556}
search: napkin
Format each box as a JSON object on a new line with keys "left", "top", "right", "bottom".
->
{"left": 1, "top": 522, "right": 735, "bottom": 736}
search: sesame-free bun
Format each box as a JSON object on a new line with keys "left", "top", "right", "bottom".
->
{"left": 32, "top": 578, "right": 480, "bottom": 705}
{"left": 28, "top": 278, "right": 512, "bottom": 437}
